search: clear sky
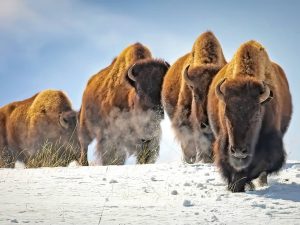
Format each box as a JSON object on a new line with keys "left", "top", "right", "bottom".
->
{"left": 0, "top": 0, "right": 299, "bottom": 160}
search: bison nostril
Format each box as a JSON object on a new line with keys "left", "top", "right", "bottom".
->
{"left": 200, "top": 122, "right": 208, "bottom": 129}
{"left": 230, "top": 146, "right": 236, "bottom": 154}
{"left": 240, "top": 147, "right": 248, "bottom": 154}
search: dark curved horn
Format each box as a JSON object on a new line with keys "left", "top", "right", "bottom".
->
{"left": 215, "top": 78, "right": 226, "bottom": 101}
{"left": 164, "top": 61, "right": 170, "bottom": 68}
{"left": 59, "top": 113, "right": 69, "bottom": 129}
{"left": 183, "top": 65, "right": 193, "bottom": 86}
{"left": 128, "top": 64, "right": 136, "bottom": 82}
{"left": 259, "top": 82, "right": 271, "bottom": 103}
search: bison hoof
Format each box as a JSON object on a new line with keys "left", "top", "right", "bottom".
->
{"left": 228, "top": 183, "right": 245, "bottom": 193}
{"left": 79, "top": 158, "right": 89, "bottom": 166}
{"left": 257, "top": 172, "right": 268, "bottom": 187}
{"left": 184, "top": 158, "right": 196, "bottom": 164}
{"left": 200, "top": 155, "right": 213, "bottom": 164}
{"left": 245, "top": 182, "right": 255, "bottom": 191}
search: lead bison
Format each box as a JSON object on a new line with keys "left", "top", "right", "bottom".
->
{"left": 162, "top": 31, "right": 226, "bottom": 163}
{"left": 0, "top": 90, "right": 80, "bottom": 168}
{"left": 78, "top": 43, "right": 169, "bottom": 166}
{"left": 208, "top": 41, "right": 292, "bottom": 192}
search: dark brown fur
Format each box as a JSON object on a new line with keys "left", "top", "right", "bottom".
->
{"left": 79, "top": 43, "right": 169, "bottom": 166}
{"left": 0, "top": 90, "right": 80, "bottom": 168}
{"left": 207, "top": 41, "right": 292, "bottom": 192}
{"left": 162, "top": 31, "right": 226, "bottom": 163}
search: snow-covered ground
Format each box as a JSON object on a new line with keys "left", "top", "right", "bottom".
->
{"left": 1, "top": 162, "right": 300, "bottom": 225}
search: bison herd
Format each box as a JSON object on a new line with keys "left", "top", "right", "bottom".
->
{"left": 0, "top": 31, "right": 292, "bottom": 192}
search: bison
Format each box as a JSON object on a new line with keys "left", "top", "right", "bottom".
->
{"left": 0, "top": 90, "right": 80, "bottom": 168}
{"left": 162, "top": 31, "right": 226, "bottom": 163}
{"left": 207, "top": 40, "right": 292, "bottom": 192}
{"left": 78, "top": 43, "right": 169, "bottom": 166}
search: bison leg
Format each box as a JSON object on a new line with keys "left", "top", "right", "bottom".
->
{"left": 248, "top": 131, "right": 285, "bottom": 184}
{"left": 0, "top": 147, "right": 16, "bottom": 168}
{"left": 181, "top": 140, "right": 197, "bottom": 164}
{"left": 195, "top": 134, "right": 214, "bottom": 163}
{"left": 78, "top": 130, "right": 92, "bottom": 166}
{"left": 257, "top": 171, "right": 268, "bottom": 187}
{"left": 173, "top": 121, "right": 196, "bottom": 163}
{"left": 136, "top": 137, "right": 159, "bottom": 164}
{"left": 228, "top": 172, "right": 251, "bottom": 192}
{"left": 79, "top": 142, "right": 89, "bottom": 166}
{"left": 78, "top": 115, "right": 94, "bottom": 166}
{"left": 97, "top": 138, "right": 126, "bottom": 166}
{"left": 261, "top": 131, "right": 286, "bottom": 174}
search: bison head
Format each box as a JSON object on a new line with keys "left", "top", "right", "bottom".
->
{"left": 125, "top": 59, "right": 169, "bottom": 140}
{"left": 183, "top": 64, "right": 221, "bottom": 133}
{"left": 126, "top": 59, "right": 170, "bottom": 118}
{"left": 215, "top": 77, "right": 273, "bottom": 170}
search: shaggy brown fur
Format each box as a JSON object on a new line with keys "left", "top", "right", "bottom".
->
{"left": 79, "top": 43, "right": 169, "bottom": 166}
{"left": 0, "top": 90, "right": 80, "bottom": 168}
{"left": 161, "top": 31, "right": 226, "bottom": 163}
{"left": 207, "top": 41, "right": 292, "bottom": 192}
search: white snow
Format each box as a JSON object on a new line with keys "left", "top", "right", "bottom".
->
{"left": 1, "top": 162, "right": 300, "bottom": 224}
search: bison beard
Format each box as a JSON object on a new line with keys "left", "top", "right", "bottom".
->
{"left": 215, "top": 130, "right": 286, "bottom": 192}
{"left": 94, "top": 108, "right": 162, "bottom": 165}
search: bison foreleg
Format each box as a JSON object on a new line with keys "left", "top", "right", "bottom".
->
{"left": 257, "top": 171, "right": 268, "bottom": 187}
{"left": 180, "top": 140, "right": 197, "bottom": 164}
{"left": 97, "top": 138, "right": 126, "bottom": 166}
{"left": 78, "top": 130, "right": 92, "bottom": 166}
{"left": 228, "top": 172, "right": 252, "bottom": 192}
{"left": 248, "top": 131, "right": 285, "bottom": 185}
{"left": 195, "top": 133, "right": 214, "bottom": 163}
{"left": 0, "top": 146, "right": 16, "bottom": 168}
{"left": 259, "top": 131, "right": 286, "bottom": 174}
{"left": 79, "top": 143, "right": 89, "bottom": 166}
{"left": 137, "top": 138, "right": 159, "bottom": 164}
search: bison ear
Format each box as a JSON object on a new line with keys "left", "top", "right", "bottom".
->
{"left": 59, "top": 111, "right": 77, "bottom": 130}
{"left": 125, "top": 64, "right": 137, "bottom": 88}
{"left": 164, "top": 61, "right": 170, "bottom": 68}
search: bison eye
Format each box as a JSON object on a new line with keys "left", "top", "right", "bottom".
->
{"left": 193, "top": 94, "right": 201, "bottom": 102}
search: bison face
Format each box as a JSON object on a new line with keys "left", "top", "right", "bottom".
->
{"left": 59, "top": 110, "right": 81, "bottom": 158}
{"left": 216, "top": 78, "right": 273, "bottom": 170}
{"left": 126, "top": 60, "right": 170, "bottom": 119}
{"left": 183, "top": 65, "right": 221, "bottom": 133}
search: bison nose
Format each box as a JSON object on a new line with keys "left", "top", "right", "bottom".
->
{"left": 230, "top": 146, "right": 249, "bottom": 159}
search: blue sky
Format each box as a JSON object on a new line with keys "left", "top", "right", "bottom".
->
{"left": 0, "top": 0, "right": 299, "bottom": 160}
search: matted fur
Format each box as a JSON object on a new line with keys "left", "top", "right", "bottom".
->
{"left": 78, "top": 43, "right": 169, "bottom": 166}
{"left": 0, "top": 90, "right": 80, "bottom": 168}
{"left": 207, "top": 40, "right": 292, "bottom": 192}
{"left": 161, "top": 31, "right": 226, "bottom": 163}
